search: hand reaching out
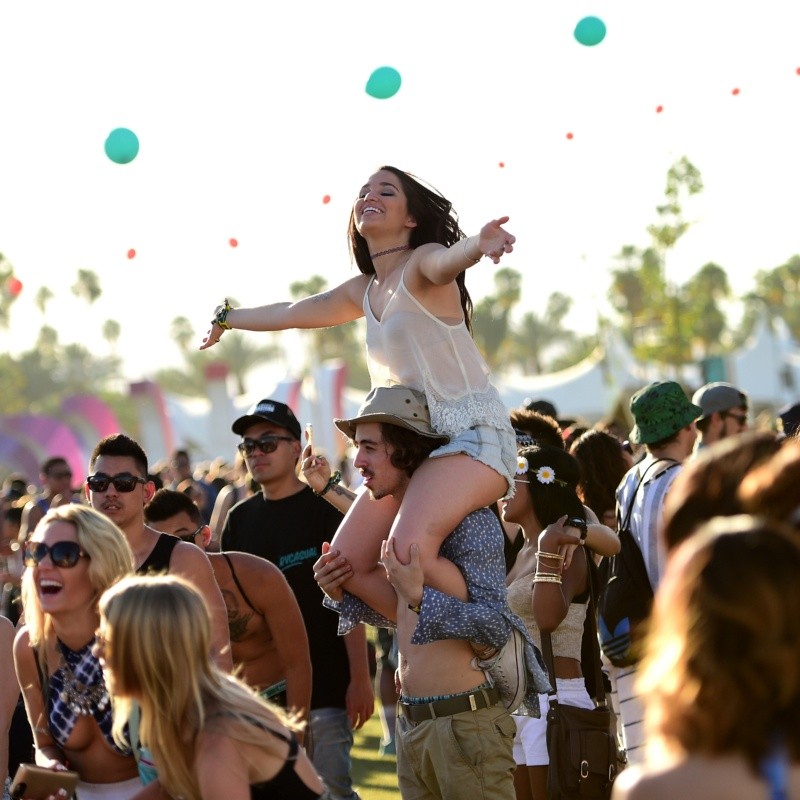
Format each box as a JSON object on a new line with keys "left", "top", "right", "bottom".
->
{"left": 478, "top": 217, "right": 516, "bottom": 264}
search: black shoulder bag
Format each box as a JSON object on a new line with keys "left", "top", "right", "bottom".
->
{"left": 542, "top": 549, "right": 627, "bottom": 800}
{"left": 596, "top": 458, "right": 678, "bottom": 668}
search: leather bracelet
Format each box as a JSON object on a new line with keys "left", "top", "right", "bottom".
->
{"left": 408, "top": 601, "right": 422, "bottom": 614}
{"left": 314, "top": 470, "right": 341, "bottom": 497}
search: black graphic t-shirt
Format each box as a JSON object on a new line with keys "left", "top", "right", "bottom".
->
{"left": 221, "top": 486, "right": 349, "bottom": 710}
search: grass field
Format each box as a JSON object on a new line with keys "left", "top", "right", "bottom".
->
{"left": 350, "top": 705, "right": 401, "bottom": 800}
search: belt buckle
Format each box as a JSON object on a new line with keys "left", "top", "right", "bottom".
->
{"left": 469, "top": 693, "right": 477, "bottom": 712}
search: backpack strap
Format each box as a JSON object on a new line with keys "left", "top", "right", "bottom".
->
{"left": 618, "top": 458, "right": 679, "bottom": 532}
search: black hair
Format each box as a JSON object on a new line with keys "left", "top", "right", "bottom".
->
{"left": 518, "top": 444, "right": 584, "bottom": 526}
{"left": 144, "top": 488, "right": 203, "bottom": 526}
{"left": 90, "top": 434, "right": 149, "bottom": 478}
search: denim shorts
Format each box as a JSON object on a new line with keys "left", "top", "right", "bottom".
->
{"left": 430, "top": 423, "right": 517, "bottom": 497}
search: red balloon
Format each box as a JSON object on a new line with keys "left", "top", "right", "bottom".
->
{"left": 6, "top": 276, "right": 23, "bottom": 296}
{"left": 127, "top": 249, "right": 136, "bottom": 259}
{"left": 498, "top": 161, "right": 505, "bottom": 168}
{"left": 229, "top": 238, "right": 239, "bottom": 248}
{"left": 566, "top": 132, "right": 574, "bottom": 140}
{"left": 656, "top": 105, "right": 664, "bottom": 113}
{"left": 322, "top": 195, "right": 331, "bottom": 204}
{"left": 732, "top": 87, "right": 740, "bottom": 96}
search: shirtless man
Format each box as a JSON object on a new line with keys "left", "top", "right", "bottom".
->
{"left": 86, "top": 434, "right": 231, "bottom": 671}
{"left": 144, "top": 488, "right": 312, "bottom": 720}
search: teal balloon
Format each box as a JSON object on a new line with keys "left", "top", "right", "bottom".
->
{"left": 104, "top": 128, "right": 139, "bottom": 164}
{"left": 365, "top": 66, "right": 402, "bottom": 99}
{"left": 574, "top": 16, "right": 606, "bottom": 46}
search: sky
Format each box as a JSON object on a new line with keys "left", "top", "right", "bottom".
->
{"left": 2, "top": 0, "right": 799, "bottom": 384}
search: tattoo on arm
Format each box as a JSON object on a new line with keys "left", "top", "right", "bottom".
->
{"left": 311, "top": 291, "right": 334, "bottom": 303}
{"left": 329, "top": 484, "right": 356, "bottom": 502}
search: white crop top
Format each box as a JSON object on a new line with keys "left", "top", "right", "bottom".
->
{"left": 363, "top": 270, "right": 512, "bottom": 439}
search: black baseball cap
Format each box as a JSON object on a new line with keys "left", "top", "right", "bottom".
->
{"left": 231, "top": 399, "right": 301, "bottom": 439}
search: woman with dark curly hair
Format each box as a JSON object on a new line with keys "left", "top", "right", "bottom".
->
{"left": 613, "top": 515, "right": 800, "bottom": 799}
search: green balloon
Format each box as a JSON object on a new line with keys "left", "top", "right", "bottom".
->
{"left": 104, "top": 127, "right": 139, "bottom": 164}
{"left": 365, "top": 66, "right": 402, "bottom": 100}
{"left": 574, "top": 16, "right": 606, "bottom": 47}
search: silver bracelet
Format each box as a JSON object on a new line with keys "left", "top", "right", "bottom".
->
{"left": 462, "top": 238, "right": 481, "bottom": 264}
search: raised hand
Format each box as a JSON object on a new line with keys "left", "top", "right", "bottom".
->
{"left": 478, "top": 216, "right": 516, "bottom": 264}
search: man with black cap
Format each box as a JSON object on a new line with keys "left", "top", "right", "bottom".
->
{"left": 220, "top": 398, "right": 373, "bottom": 800}
{"left": 314, "top": 386, "right": 551, "bottom": 800}
{"left": 691, "top": 381, "right": 749, "bottom": 454}
{"left": 613, "top": 380, "right": 702, "bottom": 765}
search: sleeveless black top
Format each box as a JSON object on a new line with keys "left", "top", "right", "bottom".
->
{"left": 211, "top": 712, "right": 322, "bottom": 800}
{"left": 249, "top": 730, "right": 322, "bottom": 800}
{"left": 137, "top": 534, "right": 179, "bottom": 575}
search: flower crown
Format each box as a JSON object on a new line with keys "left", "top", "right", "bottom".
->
{"left": 516, "top": 456, "right": 568, "bottom": 487}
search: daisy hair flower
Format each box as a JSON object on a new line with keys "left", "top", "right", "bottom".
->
{"left": 516, "top": 455, "right": 529, "bottom": 475}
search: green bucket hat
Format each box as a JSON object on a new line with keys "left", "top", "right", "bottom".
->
{"left": 629, "top": 381, "right": 702, "bottom": 445}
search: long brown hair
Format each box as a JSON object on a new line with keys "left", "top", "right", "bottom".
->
{"left": 347, "top": 165, "right": 474, "bottom": 332}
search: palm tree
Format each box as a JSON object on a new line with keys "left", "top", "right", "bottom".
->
{"left": 471, "top": 268, "right": 522, "bottom": 371}
{"left": 71, "top": 269, "right": 102, "bottom": 304}
{"left": 102, "top": 319, "right": 122, "bottom": 352}
{"left": 35, "top": 286, "right": 54, "bottom": 315}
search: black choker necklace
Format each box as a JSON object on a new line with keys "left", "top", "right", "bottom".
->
{"left": 370, "top": 245, "right": 410, "bottom": 260}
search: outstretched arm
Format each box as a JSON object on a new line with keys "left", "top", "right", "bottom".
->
{"left": 200, "top": 275, "right": 366, "bottom": 349}
{"left": 416, "top": 217, "right": 516, "bottom": 286}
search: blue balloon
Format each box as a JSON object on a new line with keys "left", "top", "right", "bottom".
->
{"left": 104, "top": 128, "right": 139, "bottom": 164}
{"left": 574, "top": 16, "right": 606, "bottom": 47}
{"left": 366, "top": 67, "right": 402, "bottom": 99}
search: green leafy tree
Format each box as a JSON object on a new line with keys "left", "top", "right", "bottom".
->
{"left": 288, "top": 277, "right": 370, "bottom": 390}
{"left": 102, "top": 319, "right": 121, "bottom": 351}
{"left": 0, "top": 253, "right": 22, "bottom": 329}
{"left": 508, "top": 292, "right": 579, "bottom": 375}
{"left": 607, "top": 157, "right": 714, "bottom": 367}
{"left": 681, "top": 262, "right": 730, "bottom": 357}
{"left": 35, "top": 286, "right": 54, "bottom": 315}
{"left": 170, "top": 316, "right": 195, "bottom": 354}
{"left": 471, "top": 268, "right": 522, "bottom": 371}
{"left": 742, "top": 255, "right": 800, "bottom": 341}
{"left": 71, "top": 269, "right": 102, "bottom": 304}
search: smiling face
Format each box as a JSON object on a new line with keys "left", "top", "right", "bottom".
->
{"left": 353, "top": 169, "right": 417, "bottom": 240}
{"left": 29, "top": 518, "right": 94, "bottom": 616}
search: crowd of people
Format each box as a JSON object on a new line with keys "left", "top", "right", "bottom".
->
{"left": 1, "top": 164, "right": 799, "bottom": 800}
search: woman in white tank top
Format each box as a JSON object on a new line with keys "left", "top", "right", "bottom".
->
{"left": 201, "top": 165, "right": 517, "bottom": 612}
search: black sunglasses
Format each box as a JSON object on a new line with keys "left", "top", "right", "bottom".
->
{"left": 179, "top": 525, "right": 205, "bottom": 543}
{"left": 86, "top": 473, "right": 147, "bottom": 493}
{"left": 237, "top": 435, "right": 295, "bottom": 457}
{"left": 24, "top": 541, "right": 89, "bottom": 568}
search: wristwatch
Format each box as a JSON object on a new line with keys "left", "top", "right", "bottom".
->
{"left": 566, "top": 517, "right": 588, "bottom": 543}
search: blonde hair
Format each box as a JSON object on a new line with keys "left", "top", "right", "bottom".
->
{"left": 100, "top": 574, "right": 300, "bottom": 800}
{"left": 21, "top": 504, "right": 134, "bottom": 648}
{"left": 638, "top": 515, "right": 800, "bottom": 769}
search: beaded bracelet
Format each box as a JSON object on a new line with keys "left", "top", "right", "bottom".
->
{"left": 533, "top": 573, "right": 563, "bottom": 584}
{"left": 212, "top": 298, "right": 233, "bottom": 330}
{"left": 536, "top": 551, "right": 565, "bottom": 561}
{"left": 314, "top": 470, "right": 342, "bottom": 497}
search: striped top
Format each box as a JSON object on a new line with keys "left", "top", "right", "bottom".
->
{"left": 615, "top": 454, "right": 681, "bottom": 590}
